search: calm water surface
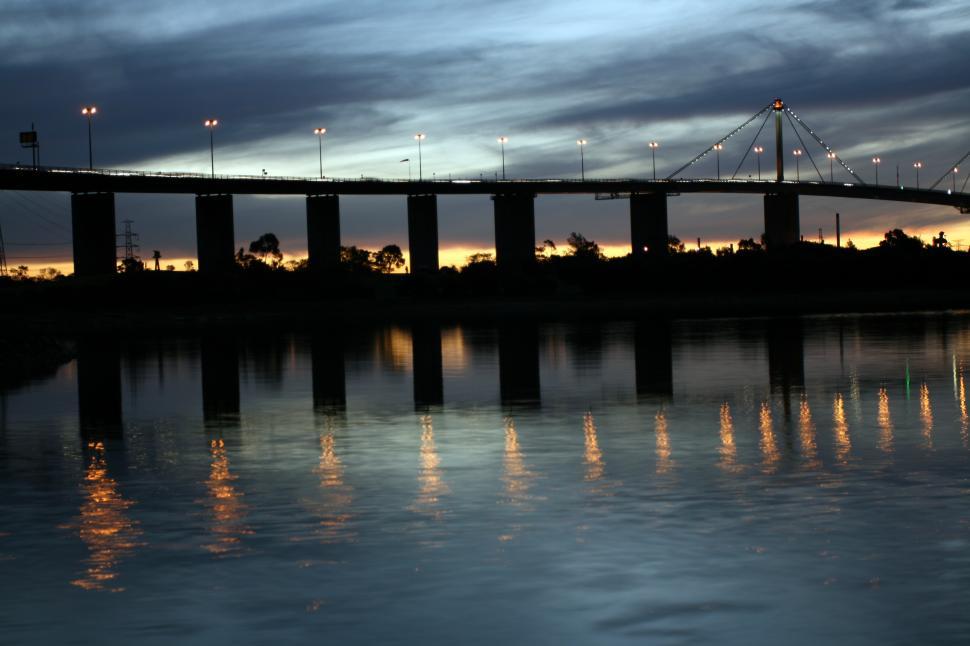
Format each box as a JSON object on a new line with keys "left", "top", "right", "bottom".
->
{"left": 2, "top": 315, "right": 970, "bottom": 644}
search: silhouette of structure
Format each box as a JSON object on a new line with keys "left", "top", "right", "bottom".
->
{"left": 634, "top": 320, "right": 674, "bottom": 399}
{"left": 411, "top": 322, "right": 443, "bottom": 408}
{"left": 200, "top": 334, "right": 240, "bottom": 425}
{"left": 498, "top": 323, "right": 541, "bottom": 406}
{"left": 311, "top": 331, "right": 346, "bottom": 412}
{"left": 77, "top": 336, "right": 123, "bottom": 439}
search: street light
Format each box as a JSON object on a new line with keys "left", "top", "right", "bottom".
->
{"left": 954, "top": 166, "right": 960, "bottom": 193}
{"left": 648, "top": 141, "right": 660, "bottom": 180}
{"left": 497, "top": 136, "right": 508, "bottom": 180}
{"left": 872, "top": 156, "right": 881, "bottom": 185}
{"left": 204, "top": 119, "right": 218, "bottom": 177}
{"left": 577, "top": 139, "right": 587, "bottom": 180}
{"left": 793, "top": 148, "right": 803, "bottom": 181}
{"left": 713, "top": 143, "right": 724, "bottom": 179}
{"left": 313, "top": 127, "right": 326, "bottom": 179}
{"left": 826, "top": 151, "right": 836, "bottom": 182}
{"left": 414, "top": 133, "right": 426, "bottom": 181}
{"left": 81, "top": 106, "right": 97, "bottom": 169}
{"left": 913, "top": 161, "right": 923, "bottom": 189}
{"left": 753, "top": 145, "right": 764, "bottom": 180}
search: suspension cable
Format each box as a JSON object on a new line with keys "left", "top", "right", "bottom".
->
{"left": 731, "top": 109, "right": 772, "bottom": 180}
{"left": 928, "top": 149, "right": 970, "bottom": 191}
{"left": 784, "top": 111, "right": 825, "bottom": 182}
{"left": 666, "top": 103, "right": 773, "bottom": 179}
{"left": 784, "top": 107, "right": 865, "bottom": 184}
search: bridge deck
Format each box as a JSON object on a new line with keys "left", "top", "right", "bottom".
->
{"left": 0, "top": 165, "right": 966, "bottom": 208}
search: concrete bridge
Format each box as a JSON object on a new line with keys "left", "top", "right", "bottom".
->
{"left": 2, "top": 98, "right": 967, "bottom": 274}
{"left": 3, "top": 164, "right": 968, "bottom": 276}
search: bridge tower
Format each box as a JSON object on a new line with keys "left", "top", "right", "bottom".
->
{"left": 773, "top": 98, "right": 785, "bottom": 182}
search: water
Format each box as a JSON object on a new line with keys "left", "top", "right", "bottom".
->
{"left": 2, "top": 315, "right": 970, "bottom": 645}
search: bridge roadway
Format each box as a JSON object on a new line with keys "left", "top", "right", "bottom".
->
{"left": 0, "top": 164, "right": 966, "bottom": 208}
{"left": 3, "top": 164, "right": 967, "bottom": 276}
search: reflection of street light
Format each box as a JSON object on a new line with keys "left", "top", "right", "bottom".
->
{"left": 313, "top": 127, "right": 326, "bottom": 179}
{"left": 497, "top": 136, "right": 508, "bottom": 180}
{"left": 81, "top": 106, "right": 97, "bottom": 169}
{"left": 648, "top": 141, "right": 660, "bottom": 180}
{"left": 913, "top": 161, "right": 923, "bottom": 189}
{"left": 713, "top": 143, "right": 723, "bottom": 179}
{"left": 577, "top": 139, "right": 587, "bottom": 180}
{"left": 826, "top": 151, "right": 836, "bottom": 182}
{"left": 872, "top": 156, "right": 881, "bottom": 185}
{"left": 793, "top": 148, "right": 803, "bottom": 181}
{"left": 204, "top": 119, "right": 219, "bottom": 177}
{"left": 414, "top": 133, "right": 426, "bottom": 181}
{"left": 753, "top": 145, "right": 764, "bottom": 180}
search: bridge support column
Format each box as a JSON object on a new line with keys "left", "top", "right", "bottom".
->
{"left": 493, "top": 193, "right": 536, "bottom": 271}
{"left": 407, "top": 194, "right": 439, "bottom": 273}
{"left": 763, "top": 193, "right": 799, "bottom": 250}
{"left": 71, "top": 192, "right": 117, "bottom": 276}
{"left": 195, "top": 194, "right": 235, "bottom": 273}
{"left": 307, "top": 195, "right": 341, "bottom": 272}
{"left": 630, "top": 192, "right": 668, "bottom": 256}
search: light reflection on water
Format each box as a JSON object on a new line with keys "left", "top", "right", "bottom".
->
{"left": 2, "top": 314, "right": 970, "bottom": 644}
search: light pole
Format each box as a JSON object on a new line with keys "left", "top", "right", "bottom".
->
{"left": 826, "top": 151, "right": 836, "bottom": 182}
{"left": 913, "top": 161, "right": 923, "bottom": 189}
{"left": 577, "top": 139, "right": 587, "bottom": 180}
{"left": 313, "top": 127, "right": 326, "bottom": 179}
{"left": 497, "top": 136, "right": 508, "bottom": 180}
{"left": 81, "top": 106, "right": 97, "bottom": 169}
{"left": 793, "top": 148, "right": 803, "bottom": 181}
{"left": 648, "top": 141, "right": 660, "bottom": 180}
{"left": 753, "top": 146, "right": 764, "bottom": 180}
{"left": 204, "top": 119, "right": 218, "bottom": 177}
{"left": 872, "top": 156, "right": 881, "bottom": 185}
{"left": 414, "top": 133, "right": 426, "bottom": 181}
{"left": 713, "top": 143, "right": 723, "bottom": 179}
{"left": 954, "top": 166, "right": 960, "bottom": 193}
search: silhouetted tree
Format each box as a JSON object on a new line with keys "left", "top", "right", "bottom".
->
{"left": 340, "top": 245, "right": 374, "bottom": 272}
{"left": 373, "top": 244, "right": 405, "bottom": 273}
{"left": 118, "top": 257, "right": 144, "bottom": 273}
{"left": 466, "top": 252, "right": 494, "bottom": 265}
{"left": 667, "top": 236, "right": 685, "bottom": 253}
{"left": 38, "top": 267, "right": 62, "bottom": 280}
{"left": 249, "top": 233, "right": 283, "bottom": 267}
{"left": 737, "top": 237, "right": 763, "bottom": 253}
{"left": 165, "top": 264, "right": 176, "bottom": 271}
{"left": 10, "top": 265, "right": 29, "bottom": 280}
{"left": 932, "top": 231, "right": 950, "bottom": 249}
{"left": 566, "top": 232, "right": 603, "bottom": 259}
{"left": 183, "top": 260, "right": 195, "bottom": 272}
{"left": 879, "top": 229, "right": 924, "bottom": 253}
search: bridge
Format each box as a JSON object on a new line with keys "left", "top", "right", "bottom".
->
{"left": 2, "top": 98, "right": 968, "bottom": 275}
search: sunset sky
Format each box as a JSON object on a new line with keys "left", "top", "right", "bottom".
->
{"left": 1, "top": 0, "right": 968, "bottom": 272}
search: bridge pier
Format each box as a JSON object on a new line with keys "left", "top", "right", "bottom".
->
{"left": 493, "top": 193, "right": 536, "bottom": 271}
{"left": 763, "top": 193, "right": 800, "bottom": 250}
{"left": 71, "top": 192, "right": 117, "bottom": 276}
{"left": 306, "top": 195, "right": 341, "bottom": 272}
{"left": 407, "top": 194, "right": 439, "bottom": 273}
{"left": 195, "top": 194, "right": 235, "bottom": 273}
{"left": 630, "top": 192, "right": 668, "bottom": 256}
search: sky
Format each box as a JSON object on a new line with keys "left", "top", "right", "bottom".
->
{"left": 1, "top": 0, "right": 969, "bottom": 272}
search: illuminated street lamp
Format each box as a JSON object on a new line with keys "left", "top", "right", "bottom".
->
{"left": 913, "top": 161, "right": 923, "bottom": 189}
{"left": 313, "top": 127, "right": 326, "bottom": 179}
{"left": 872, "top": 156, "right": 881, "bottom": 185}
{"left": 954, "top": 166, "right": 960, "bottom": 193}
{"left": 793, "top": 148, "right": 803, "bottom": 181}
{"left": 414, "top": 133, "right": 426, "bottom": 181}
{"left": 648, "top": 141, "right": 660, "bottom": 180}
{"left": 80, "top": 106, "right": 97, "bottom": 169}
{"left": 497, "top": 136, "right": 509, "bottom": 180}
{"left": 826, "top": 151, "right": 836, "bottom": 182}
{"left": 713, "top": 143, "right": 724, "bottom": 179}
{"left": 577, "top": 139, "right": 587, "bottom": 180}
{"left": 203, "top": 119, "right": 219, "bottom": 177}
{"left": 753, "top": 145, "right": 764, "bottom": 180}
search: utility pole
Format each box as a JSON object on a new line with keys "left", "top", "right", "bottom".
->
{"left": 118, "top": 220, "right": 140, "bottom": 270}
{"left": 835, "top": 212, "right": 841, "bottom": 248}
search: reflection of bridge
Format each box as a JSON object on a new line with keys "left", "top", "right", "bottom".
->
{"left": 3, "top": 98, "right": 968, "bottom": 274}
{"left": 75, "top": 320, "right": 811, "bottom": 438}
